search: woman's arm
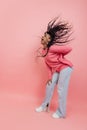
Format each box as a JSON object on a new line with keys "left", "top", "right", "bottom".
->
{"left": 50, "top": 44, "right": 72, "bottom": 55}
{"left": 45, "top": 62, "right": 52, "bottom": 79}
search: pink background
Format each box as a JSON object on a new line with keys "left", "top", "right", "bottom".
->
{"left": 0, "top": 0, "right": 87, "bottom": 130}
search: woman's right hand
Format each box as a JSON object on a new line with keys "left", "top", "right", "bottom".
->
{"left": 46, "top": 79, "right": 52, "bottom": 85}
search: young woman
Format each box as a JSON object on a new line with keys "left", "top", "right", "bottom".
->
{"left": 35, "top": 17, "right": 73, "bottom": 118}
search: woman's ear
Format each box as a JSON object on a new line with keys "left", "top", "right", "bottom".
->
{"left": 48, "top": 36, "right": 51, "bottom": 42}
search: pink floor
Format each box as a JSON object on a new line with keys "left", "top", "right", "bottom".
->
{"left": 0, "top": 91, "right": 87, "bottom": 130}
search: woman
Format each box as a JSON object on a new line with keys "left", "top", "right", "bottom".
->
{"left": 35, "top": 17, "right": 73, "bottom": 118}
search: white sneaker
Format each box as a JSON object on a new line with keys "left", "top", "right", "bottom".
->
{"left": 35, "top": 105, "right": 50, "bottom": 112}
{"left": 52, "top": 112, "right": 60, "bottom": 118}
{"left": 35, "top": 106, "right": 44, "bottom": 112}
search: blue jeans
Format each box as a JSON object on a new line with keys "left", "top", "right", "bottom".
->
{"left": 41, "top": 67, "right": 73, "bottom": 117}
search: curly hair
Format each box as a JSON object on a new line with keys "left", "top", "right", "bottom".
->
{"left": 37, "top": 16, "right": 73, "bottom": 57}
{"left": 46, "top": 17, "right": 73, "bottom": 48}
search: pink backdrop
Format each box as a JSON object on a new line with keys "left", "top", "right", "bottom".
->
{"left": 0, "top": 0, "right": 87, "bottom": 100}
{"left": 0, "top": 1, "right": 87, "bottom": 129}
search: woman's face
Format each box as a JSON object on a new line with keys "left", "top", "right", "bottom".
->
{"left": 41, "top": 33, "right": 51, "bottom": 48}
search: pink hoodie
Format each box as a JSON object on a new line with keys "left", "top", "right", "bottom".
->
{"left": 43, "top": 44, "right": 73, "bottom": 79}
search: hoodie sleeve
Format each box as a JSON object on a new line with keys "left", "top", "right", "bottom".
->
{"left": 50, "top": 45, "right": 72, "bottom": 55}
{"left": 45, "top": 62, "right": 52, "bottom": 79}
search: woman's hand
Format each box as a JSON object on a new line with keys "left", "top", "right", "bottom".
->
{"left": 46, "top": 79, "right": 52, "bottom": 85}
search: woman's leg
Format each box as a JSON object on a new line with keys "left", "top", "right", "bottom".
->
{"left": 36, "top": 72, "right": 59, "bottom": 112}
{"left": 52, "top": 67, "right": 73, "bottom": 118}
{"left": 41, "top": 72, "right": 59, "bottom": 108}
